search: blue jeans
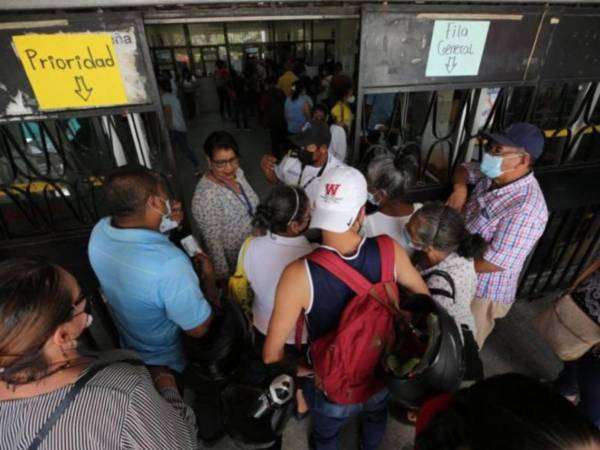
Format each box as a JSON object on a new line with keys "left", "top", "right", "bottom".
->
{"left": 556, "top": 350, "right": 600, "bottom": 428}
{"left": 303, "top": 380, "right": 389, "bottom": 450}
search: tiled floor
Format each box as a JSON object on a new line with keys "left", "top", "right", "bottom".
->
{"left": 176, "top": 81, "right": 563, "bottom": 450}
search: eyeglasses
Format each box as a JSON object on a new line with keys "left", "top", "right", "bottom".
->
{"left": 71, "top": 291, "right": 93, "bottom": 319}
{"left": 212, "top": 156, "right": 240, "bottom": 169}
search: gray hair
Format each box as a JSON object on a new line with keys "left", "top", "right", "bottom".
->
{"left": 413, "top": 201, "right": 487, "bottom": 258}
{"left": 366, "top": 151, "right": 417, "bottom": 200}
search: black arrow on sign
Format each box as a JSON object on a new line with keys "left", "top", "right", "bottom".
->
{"left": 74, "top": 75, "right": 93, "bottom": 101}
{"left": 445, "top": 56, "right": 458, "bottom": 74}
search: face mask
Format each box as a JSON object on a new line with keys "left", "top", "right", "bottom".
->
{"left": 480, "top": 153, "right": 504, "bottom": 179}
{"left": 481, "top": 152, "right": 520, "bottom": 179}
{"left": 402, "top": 227, "right": 425, "bottom": 251}
{"left": 347, "top": 95, "right": 356, "bottom": 104}
{"left": 298, "top": 148, "right": 315, "bottom": 166}
{"left": 158, "top": 199, "right": 179, "bottom": 234}
{"left": 367, "top": 191, "right": 380, "bottom": 207}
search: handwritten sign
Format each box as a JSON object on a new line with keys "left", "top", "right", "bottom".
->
{"left": 12, "top": 33, "right": 128, "bottom": 110}
{"left": 425, "top": 20, "right": 490, "bottom": 77}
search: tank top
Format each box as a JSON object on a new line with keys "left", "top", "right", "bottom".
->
{"left": 306, "top": 237, "right": 382, "bottom": 341}
{"left": 285, "top": 96, "right": 307, "bottom": 133}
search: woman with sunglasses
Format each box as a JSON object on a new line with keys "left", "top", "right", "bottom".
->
{"left": 0, "top": 258, "right": 198, "bottom": 450}
{"left": 191, "top": 131, "right": 260, "bottom": 285}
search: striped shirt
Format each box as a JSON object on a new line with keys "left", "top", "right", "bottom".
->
{"left": 463, "top": 162, "right": 548, "bottom": 303}
{"left": 0, "top": 352, "right": 198, "bottom": 450}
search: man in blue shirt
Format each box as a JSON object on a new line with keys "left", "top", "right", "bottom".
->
{"left": 88, "top": 166, "right": 216, "bottom": 372}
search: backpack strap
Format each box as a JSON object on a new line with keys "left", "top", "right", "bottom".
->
{"left": 375, "top": 235, "right": 396, "bottom": 283}
{"left": 424, "top": 270, "right": 456, "bottom": 303}
{"left": 306, "top": 248, "right": 373, "bottom": 295}
{"left": 294, "top": 311, "right": 305, "bottom": 351}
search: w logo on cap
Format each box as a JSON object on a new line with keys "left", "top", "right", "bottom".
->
{"left": 325, "top": 183, "right": 341, "bottom": 196}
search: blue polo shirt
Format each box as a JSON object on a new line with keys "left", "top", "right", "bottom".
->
{"left": 88, "top": 217, "right": 211, "bottom": 372}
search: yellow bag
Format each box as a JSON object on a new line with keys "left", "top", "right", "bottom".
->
{"left": 227, "top": 236, "right": 254, "bottom": 316}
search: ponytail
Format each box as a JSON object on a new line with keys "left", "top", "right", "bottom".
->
{"left": 252, "top": 186, "right": 309, "bottom": 235}
{"left": 252, "top": 204, "right": 274, "bottom": 235}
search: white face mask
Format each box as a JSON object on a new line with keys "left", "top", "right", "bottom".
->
{"left": 367, "top": 191, "right": 380, "bottom": 206}
{"left": 157, "top": 198, "right": 179, "bottom": 234}
{"left": 347, "top": 95, "right": 356, "bottom": 104}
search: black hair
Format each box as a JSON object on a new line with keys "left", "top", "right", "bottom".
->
{"left": 313, "top": 103, "right": 329, "bottom": 116}
{"left": 366, "top": 151, "right": 418, "bottom": 200}
{"left": 158, "top": 77, "right": 173, "bottom": 93}
{"left": 291, "top": 80, "right": 304, "bottom": 101}
{"left": 105, "top": 165, "right": 162, "bottom": 218}
{"left": 0, "top": 258, "right": 73, "bottom": 384}
{"left": 203, "top": 130, "right": 240, "bottom": 160}
{"left": 158, "top": 77, "right": 172, "bottom": 94}
{"left": 252, "top": 186, "right": 309, "bottom": 235}
{"left": 416, "top": 373, "right": 600, "bottom": 450}
{"left": 412, "top": 202, "right": 487, "bottom": 259}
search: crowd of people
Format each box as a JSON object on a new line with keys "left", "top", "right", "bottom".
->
{"left": 159, "top": 56, "right": 354, "bottom": 172}
{"left": 1, "top": 67, "right": 599, "bottom": 449}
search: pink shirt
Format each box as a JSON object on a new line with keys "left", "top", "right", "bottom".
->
{"left": 463, "top": 162, "right": 548, "bottom": 303}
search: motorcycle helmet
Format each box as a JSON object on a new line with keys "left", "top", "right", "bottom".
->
{"left": 384, "top": 293, "right": 464, "bottom": 409}
{"left": 222, "top": 373, "right": 295, "bottom": 449}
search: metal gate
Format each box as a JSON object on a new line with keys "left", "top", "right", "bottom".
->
{"left": 356, "top": 4, "right": 600, "bottom": 300}
{"left": 0, "top": 12, "right": 174, "bottom": 347}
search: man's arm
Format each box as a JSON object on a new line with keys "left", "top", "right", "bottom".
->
{"left": 263, "top": 260, "right": 310, "bottom": 364}
{"left": 260, "top": 155, "right": 280, "bottom": 185}
{"left": 185, "top": 313, "right": 213, "bottom": 338}
{"left": 474, "top": 258, "right": 504, "bottom": 273}
{"left": 446, "top": 165, "right": 469, "bottom": 211}
{"left": 393, "top": 241, "right": 430, "bottom": 295}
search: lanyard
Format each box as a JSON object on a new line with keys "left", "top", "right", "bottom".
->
{"left": 297, "top": 159, "right": 328, "bottom": 190}
{"left": 215, "top": 175, "right": 254, "bottom": 216}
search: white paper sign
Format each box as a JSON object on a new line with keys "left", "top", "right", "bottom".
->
{"left": 425, "top": 20, "right": 490, "bottom": 77}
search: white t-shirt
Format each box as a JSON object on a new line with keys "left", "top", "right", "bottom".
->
{"left": 243, "top": 232, "right": 316, "bottom": 343}
{"left": 161, "top": 92, "right": 187, "bottom": 133}
{"left": 329, "top": 124, "right": 347, "bottom": 163}
{"left": 275, "top": 152, "right": 346, "bottom": 204}
{"left": 362, "top": 203, "right": 423, "bottom": 255}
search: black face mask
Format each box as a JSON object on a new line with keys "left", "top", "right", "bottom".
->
{"left": 298, "top": 148, "right": 315, "bottom": 166}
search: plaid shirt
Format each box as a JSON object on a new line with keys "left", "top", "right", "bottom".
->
{"left": 463, "top": 163, "right": 548, "bottom": 303}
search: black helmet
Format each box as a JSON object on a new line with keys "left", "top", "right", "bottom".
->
{"left": 183, "top": 298, "right": 251, "bottom": 381}
{"left": 384, "top": 294, "right": 464, "bottom": 409}
{"left": 222, "top": 373, "right": 295, "bottom": 449}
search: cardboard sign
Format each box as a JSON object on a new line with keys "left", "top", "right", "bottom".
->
{"left": 12, "top": 33, "right": 128, "bottom": 110}
{"left": 425, "top": 20, "right": 490, "bottom": 77}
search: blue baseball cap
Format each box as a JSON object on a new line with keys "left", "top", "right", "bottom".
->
{"left": 485, "top": 123, "right": 545, "bottom": 160}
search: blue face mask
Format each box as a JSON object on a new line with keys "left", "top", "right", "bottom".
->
{"left": 480, "top": 153, "right": 504, "bottom": 179}
{"left": 402, "top": 227, "right": 425, "bottom": 251}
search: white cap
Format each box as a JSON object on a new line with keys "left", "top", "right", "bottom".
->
{"left": 309, "top": 166, "right": 367, "bottom": 233}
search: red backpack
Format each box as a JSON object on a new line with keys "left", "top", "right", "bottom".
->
{"left": 302, "top": 235, "right": 399, "bottom": 405}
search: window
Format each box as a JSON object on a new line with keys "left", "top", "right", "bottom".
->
{"left": 188, "top": 23, "right": 226, "bottom": 45}
{"left": 227, "top": 23, "right": 268, "bottom": 44}
{"left": 313, "top": 21, "right": 335, "bottom": 40}
{"left": 146, "top": 25, "right": 186, "bottom": 47}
